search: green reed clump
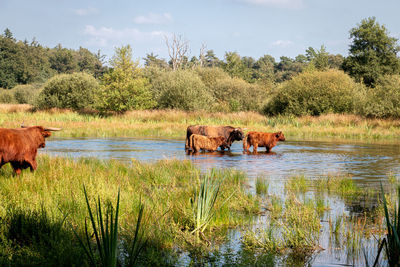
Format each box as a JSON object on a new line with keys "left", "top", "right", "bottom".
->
{"left": 285, "top": 176, "right": 308, "bottom": 193}
{"left": 374, "top": 184, "right": 400, "bottom": 266}
{"left": 256, "top": 177, "right": 269, "bottom": 195}
{"left": 191, "top": 171, "right": 221, "bottom": 237}
{"left": 73, "top": 186, "right": 120, "bottom": 267}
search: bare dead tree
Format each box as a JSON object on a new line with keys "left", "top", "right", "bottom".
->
{"left": 199, "top": 43, "right": 207, "bottom": 68}
{"left": 165, "top": 34, "right": 189, "bottom": 71}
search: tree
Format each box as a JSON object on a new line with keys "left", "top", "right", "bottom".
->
{"left": 342, "top": 17, "right": 400, "bottom": 87}
{"left": 49, "top": 44, "right": 79, "bottom": 74}
{"left": 165, "top": 34, "right": 189, "bottom": 71}
{"left": 143, "top": 53, "right": 168, "bottom": 69}
{"left": 98, "top": 45, "right": 155, "bottom": 113}
{"left": 306, "top": 45, "right": 329, "bottom": 71}
{"left": 205, "top": 50, "right": 220, "bottom": 67}
{"left": 254, "top": 54, "right": 276, "bottom": 82}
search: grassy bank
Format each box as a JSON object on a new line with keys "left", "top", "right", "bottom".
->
{"left": 0, "top": 156, "right": 259, "bottom": 265}
{"left": 0, "top": 155, "right": 397, "bottom": 265}
{"left": 1, "top": 104, "right": 400, "bottom": 141}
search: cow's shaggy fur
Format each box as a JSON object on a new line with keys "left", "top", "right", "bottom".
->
{"left": 185, "top": 125, "right": 244, "bottom": 151}
{"left": 243, "top": 131, "right": 285, "bottom": 153}
{"left": 0, "top": 126, "right": 52, "bottom": 174}
{"left": 189, "top": 134, "right": 228, "bottom": 153}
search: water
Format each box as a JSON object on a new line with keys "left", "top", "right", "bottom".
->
{"left": 41, "top": 137, "right": 400, "bottom": 266}
{"left": 42, "top": 137, "right": 400, "bottom": 184}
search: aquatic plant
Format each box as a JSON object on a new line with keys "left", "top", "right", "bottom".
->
{"left": 74, "top": 185, "right": 120, "bottom": 267}
{"left": 191, "top": 171, "right": 221, "bottom": 237}
{"left": 374, "top": 184, "right": 400, "bottom": 266}
{"left": 255, "top": 177, "right": 269, "bottom": 195}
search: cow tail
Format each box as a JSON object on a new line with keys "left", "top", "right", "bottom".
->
{"left": 243, "top": 133, "right": 249, "bottom": 152}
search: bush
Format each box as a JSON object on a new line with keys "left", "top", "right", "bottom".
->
{"left": 12, "top": 84, "right": 42, "bottom": 104}
{"left": 152, "top": 70, "right": 214, "bottom": 111}
{"left": 357, "top": 75, "right": 400, "bottom": 118}
{"left": 35, "top": 73, "right": 99, "bottom": 111}
{"left": 212, "top": 77, "right": 268, "bottom": 112}
{"left": 195, "top": 67, "right": 230, "bottom": 89}
{"left": 0, "top": 89, "right": 16, "bottom": 103}
{"left": 263, "top": 70, "right": 361, "bottom": 116}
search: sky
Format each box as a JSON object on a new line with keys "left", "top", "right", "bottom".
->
{"left": 1, "top": 0, "right": 399, "bottom": 64}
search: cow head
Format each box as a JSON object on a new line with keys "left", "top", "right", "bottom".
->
{"left": 275, "top": 131, "right": 285, "bottom": 141}
{"left": 231, "top": 128, "right": 244, "bottom": 141}
{"left": 21, "top": 125, "right": 61, "bottom": 148}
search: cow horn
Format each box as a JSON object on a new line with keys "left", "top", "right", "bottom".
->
{"left": 44, "top": 127, "right": 62, "bottom": 131}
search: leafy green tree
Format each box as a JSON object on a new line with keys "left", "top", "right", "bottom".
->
{"left": 306, "top": 45, "right": 329, "bottom": 70}
{"left": 342, "top": 17, "right": 400, "bottom": 87}
{"left": 205, "top": 50, "right": 220, "bottom": 67}
{"left": 274, "top": 56, "right": 305, "bottom": 82}
{"left": 0, "top": 29, "right": 26, "bottom": 88}
{"left": 49, "top": 44, "right": 79, "bottom": 74}
{"left": 254, "top": 54, "right": 276, "bottom": 82}
{"left": 98, "top": 45, "right": 155, "bottom": 113}
{"left": 143, "top": 53, "right": 168, "bottom": 69}
{"left": 223, "top": 52, "right": 250, "bottom": 80}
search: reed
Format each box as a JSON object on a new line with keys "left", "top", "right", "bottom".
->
{"left": 73, "top": 185, "right": 120, "bottom": 267}
{"left": 374, "top": 184, "right": 400, "bottom": 266}
{"left": 255, "top": 177, "right": 269, "bottom": 195}
{"left": 191, "top": 171, "right": 221, "bottom": 237}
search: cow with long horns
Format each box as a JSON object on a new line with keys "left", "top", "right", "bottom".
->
{"left": 0, "top": 125, "right": 61, "bottom": 174}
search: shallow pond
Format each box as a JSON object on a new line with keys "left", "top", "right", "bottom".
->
{"left": 42, "top": 137, "right": 400, "bottom": 184}
{"left": 41, "top": 138, "right": 400, "bottom": 266}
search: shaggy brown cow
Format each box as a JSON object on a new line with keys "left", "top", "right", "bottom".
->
{"left": 0, "top": 126, "right": 60, "bottom": 175}
{"left": 185, "top": 125, "right": 244, "bottom": 151}
{"left": 189, "top": 134, "right": 228, "bottom": 153}
{"left": 243, "top": 131, "right": 285, "bottom": 153}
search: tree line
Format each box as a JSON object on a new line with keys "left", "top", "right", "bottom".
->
{"left": 1, "top": 17, "right": 400, "bottom": 118}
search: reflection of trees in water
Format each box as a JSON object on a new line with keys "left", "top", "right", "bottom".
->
{"left": 344, "top": 193, "right": 380, "bottom": 216}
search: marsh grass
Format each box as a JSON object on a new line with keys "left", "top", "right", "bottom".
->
{"left": 243, "top": 194, "right": 321, "bottom": 260}
{"left": 0, "top": 156, "right": 258, "bottom": 265}
{"left": 255, "top": 177, "right": 269, "bottom": 195}
{"left": 1, "top": 105, "right": 400, "bottom": 140}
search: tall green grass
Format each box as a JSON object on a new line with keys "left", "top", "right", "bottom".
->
{"left": 0, "top": 156, "right": 258, "bottom": 265}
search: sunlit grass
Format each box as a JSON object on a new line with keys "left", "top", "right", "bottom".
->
{"left": 0, "top": 155, "right": 258, "bottom": 265}
{"left": 1, "top": 105, "right": 400, "bottom": 140}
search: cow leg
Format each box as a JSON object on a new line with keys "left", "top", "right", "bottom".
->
{"left": 266, "top": 147, "right": 270, "bottom": 153}
{"left": 10, "top": 162, "right": 22, "bottom": 175}
{"left": 253, "top": 144, "right": 258, "bottom": 153}
{"left": 28, "top": 160, "right": 37, "bottom": 171}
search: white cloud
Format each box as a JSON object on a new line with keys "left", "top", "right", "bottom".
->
{"left": 133, "top": 13, "right": 173, "bottom": 24}
{"left": 74, "top": 7, "right": 98, "bottom": 16}
{"left": 271, "top": 40, "right": 293, "bottom": 47}
{"left": 83, "top": 25, "right": 168, "bottom": 47}
{"left": 239, "top": 0, "right": 304, "bottom": 9}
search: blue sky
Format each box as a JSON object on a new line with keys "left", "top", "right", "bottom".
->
{"left": 1, "top": 0, "right": 399, "bottom": 64}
